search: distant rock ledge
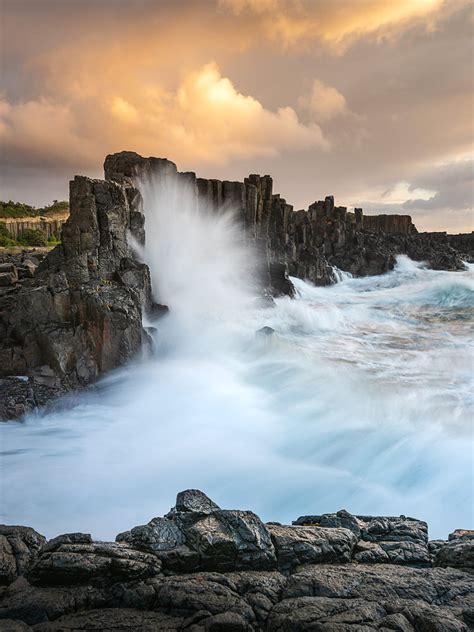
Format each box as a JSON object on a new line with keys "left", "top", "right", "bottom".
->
{"left": 0, "top": 151, "right": 473, "bottom": 420}
{"left": 0, "top": 489, "right": 472, "bottom": 630}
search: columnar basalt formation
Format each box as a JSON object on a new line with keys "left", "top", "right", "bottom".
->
{"left": 0, "top": 151, "right": 471, "bottom": 419}
{"left": 0, "top": 173, "right": 152, "bottom": 419}
{"left": 1, "top": 213, "right": 69, "bottom": 242}
{"left": 0, "top": 490, "right": 472, "bottom": 630}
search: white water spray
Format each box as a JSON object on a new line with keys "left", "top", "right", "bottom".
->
{"left": 0, "top": 180, "right": 472, "bottom": 540}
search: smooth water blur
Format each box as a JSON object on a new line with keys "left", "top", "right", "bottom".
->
{"left": 0, "top": 181, "right": 473, "bottom": 540}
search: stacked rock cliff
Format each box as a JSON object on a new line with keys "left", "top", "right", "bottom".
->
{"left": 0, "top": 490, "right": 473, "bottom": 630}
{"left": 0, "top": 151, "right": 471, "bottom": 419}
{"left": 0, "top": 174, "right": 152, "bottom": 419}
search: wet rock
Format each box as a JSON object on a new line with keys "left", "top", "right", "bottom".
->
{"left": 175, "top": 489, "right": 221, "bottom": 515}
{"left": 1, "top": 495, "right": 473, "bottom": 630}
{"left": 116, "top": 517, "right": 199, "bottom": 573}
{"left": 176, "top": 510, "right": 276, "bottom": 573}
{"left": 256, "top": 326, "right": 274, "bottom": 337}
{"left": 0, "top": 527, "right": 46, "bottom": 585}
{"left": 28, "top": 539, "right": 162, "bottom": 586}
{"left": 267, "top": 524, "right": 356, "bottom": 571}
{"left": 148, "top": 302, "right": 169, "bottom": 320}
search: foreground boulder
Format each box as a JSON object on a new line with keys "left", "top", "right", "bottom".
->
{"left": 0, "top": 527, "right": 46, "bottom": 585}
{"left": 0, "top": 490, "right": 472, "bottom": 630}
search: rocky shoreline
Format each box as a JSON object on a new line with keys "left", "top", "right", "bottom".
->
{"left": 0, "top": 489, "right": 472, "bottom": 630}
{"left": 0, "top": 151, "right": 473, "bottom": 419}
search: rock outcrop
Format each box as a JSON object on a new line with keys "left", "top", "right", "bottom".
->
{"left": 0, "top": 175, "right": 153, "bottom": 419}
{"left": 0, "top": 490, "right": 472, "bottom": 630}
{"left": 0, "top": 151, "right": 471, "bottom": 419}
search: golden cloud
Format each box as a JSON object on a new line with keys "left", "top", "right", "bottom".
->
{"left": 0, "top": 63, "right": 328, "bottom": 169}
{"left": 299, "top": 79, "right": 352, "bottom": 122}
{"left": 220, "top": 0, "right": 451, "bottom": 50}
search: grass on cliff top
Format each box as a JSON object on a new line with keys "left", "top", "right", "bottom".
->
{"left": 0, "top": 199, "right": 69, "bottom": 219}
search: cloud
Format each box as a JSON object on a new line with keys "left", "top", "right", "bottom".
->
{"left": 0, "top": 63, "right": 327, "bottom": 172}
{"left": 299, "top": 79, "right": 352, "bottom": 122}
{"left": 0, "top": 0, "right": 471, "bottom": 233}
{"left": 219, "top": 0, "right": 451, "bottom": 50}
{"left": 358, "top": 158, "right": 474, "bottom": 232}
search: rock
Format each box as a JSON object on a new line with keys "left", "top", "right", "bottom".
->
{"left": 435, "top": 535, "right": 474, "bottom": 574}
{"left": 256, "top": 326, "right": 274, "bottom": 336}
{"left": 148, "top": 302, "right": 169, "bottom": 320}
{"left": 267, "top": 524, "right": 356, "bottom": 571}
{"left": 28, "top": 539, "right": 162, "bottom": 586}
{"left": 0, "top": 173, "right": 152, "bottom": 419}
{"left": 175, "top": 489, "right": 221, "bottom": 515}
{"left": 1, "top": 495, "right": 473, "bottom": 630}
{"left": 116, "top": 517, "right": 199, "bottom": 573}
{"left": 293, "top": 509, "right": 364, "bottom": 537}
{"left": 176, "top": 510, "right": 276, "bottom": 572}
{"left": 0, "top": 527, "right": 46, "bottom": 585}
{"left": 31, "top": 608, "right": 183, "bottom": 631}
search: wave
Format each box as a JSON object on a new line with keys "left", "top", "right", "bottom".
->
{"left": 0, "top": 179, "right": 472, "bottom": 541}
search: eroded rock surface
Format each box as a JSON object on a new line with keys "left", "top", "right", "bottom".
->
{"left": 0, "top": 490, "right": 472, "bottom": 630}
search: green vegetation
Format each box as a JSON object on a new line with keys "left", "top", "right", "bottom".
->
{"left": 17, "top": 228, "right": 48, "bottom": 247}
{"left": 0, "top": 223, "right": 18, "bottom": 247}
{"left": 0, "top": 223, "right": 58, "bottom": 249}
{"left": 0, "top": 199, "right": 69, "bottom": 219}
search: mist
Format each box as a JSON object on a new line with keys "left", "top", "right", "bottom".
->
{"left": 0, "top": 178, "right": 472, "bottom": 541}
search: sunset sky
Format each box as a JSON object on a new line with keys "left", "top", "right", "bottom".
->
{"left": 0, "top": 0, "right": 472, "bottom": 231}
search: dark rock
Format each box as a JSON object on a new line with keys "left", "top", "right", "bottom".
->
{"left": 0, "top": 527, "right": 46, "bottom": 585}
{"left": 175, "top": 510, "right": 276, "bottom": 572}
{"left": 28, "top": 540, "right": 162, "bottom": 586}
{"left": 267, "top": 524, "right": 356, "bottom": 571}
{"left": 175, "top": 489, "right": 221, "bottom": 515}
{"left": 256, "top": 326, "right": 274, "bottom": 337}
{"left": 148, "top": 302, "right": 169, "bottom": 320}
{"left": 116, "top": 517, "right": 199, "bottom": 573}
{"left": 435, "top": 535, "right": 474, "bottom": 574}
{"left": 1, "top": 495, "right": 473, "bottom": 630}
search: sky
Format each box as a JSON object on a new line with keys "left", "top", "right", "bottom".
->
{"left": 0, "top": 0, "right": 472, "bottom": 232}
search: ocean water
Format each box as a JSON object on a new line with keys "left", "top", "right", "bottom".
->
{"left": 0, "top": 181, "right": 472, "bottom": 541}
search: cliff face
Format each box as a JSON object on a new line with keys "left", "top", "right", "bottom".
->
{"left": 1, "top": 212, "right": 68, "bottom": 241}
{"left": 104, "top": 151, "right": 467, "bottom": 288}
{"left": 0, "top": 489, "right": 472, "bottom": 630}
{"left": 0, "top": 174, "right": 152, "bottom": 419}
{"left": 0, "top": 151, "right": 471, "bottom": 419}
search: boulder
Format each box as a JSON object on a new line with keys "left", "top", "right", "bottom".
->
{"left": 28, "top": 537, "right": 162, "bottom": 586}
{"left": 116, "top": 517, "right": 199, "bottom": 573}
{"left": 267, "top": 524, "right": 356, "bottom": 571}
{"left": 176, "top": 510, "right": 276, "bottom": 572}
{"left": 435, "top": 534, "right": 474, "bottom": 574}
{"left": 0, "top": 527, "right": 46, "bottom": 585}
{"left": 175, "top": 489, "right": 221, "bottom": 515}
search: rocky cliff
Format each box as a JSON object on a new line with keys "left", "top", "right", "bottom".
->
{"left": 0, "top": 489, "right": 472, "bottom": 630}
{"left": 0, "top": 151, "right": 471, "bottom": 419}
{"left": 1, "top": 212, "right": 68, "bottom": 242}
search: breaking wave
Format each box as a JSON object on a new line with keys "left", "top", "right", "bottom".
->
{"left": 0, "top": 181, "right": 472, "bottom": 541}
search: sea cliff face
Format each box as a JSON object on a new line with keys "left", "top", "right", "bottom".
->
{"left": 0, "top": 490, "right": 472, "bottom": 630}
{"left": 0, "top": 151, "right": 472, "bottom": 419}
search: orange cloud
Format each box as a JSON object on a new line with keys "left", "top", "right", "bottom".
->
{"left": 299, "top": 79, "right": 352, "bottom": 122}
{"left": 0, "top": 63, "right": 327, "bottom": 169}
{"left": 220, "top": 0, "right": 452, "bottom": 50}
